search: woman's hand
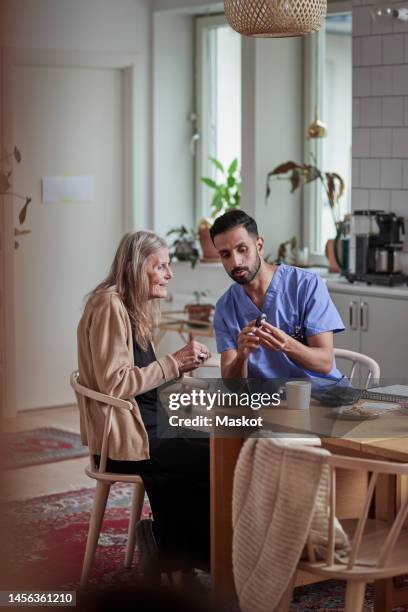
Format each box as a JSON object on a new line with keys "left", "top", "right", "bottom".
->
{"left": 172, "top": 340, "right": 211, "bottom": 373}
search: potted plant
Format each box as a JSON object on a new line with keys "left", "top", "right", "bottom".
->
{"left": 265, "top": 159, "right": 345, "bottom": 272}
{"left": 0, "top": 146, "right": 32, "bottom": 249}
{"left": 185, "top": 290, "right": 213, "bottom": 326}
{"left": 166, "top": 225, "right": 199, "bottom": 269}
{"left": 199, "top": 157, "right": 241, "bottom": 261}
{"left": 275, "top": 236, "right": 298, "bottom": 265}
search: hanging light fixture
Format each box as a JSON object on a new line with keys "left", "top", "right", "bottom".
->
{"left": 307, "top": 109, "right": 327, "bottom": 138}
{"left": 224, "top": 0, "right": 327, "bottom": 38}
{"left": 307, "top": 32, "right": 327, "bottom": 139}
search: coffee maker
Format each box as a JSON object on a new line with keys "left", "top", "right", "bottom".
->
{"left": 346, "top": 210, "right": 408, "bottom": 286}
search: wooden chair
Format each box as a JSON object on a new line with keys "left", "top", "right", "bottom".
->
{"left": 70, "top": 371, "right": 146, "bottom": 587}
{"left": 334, "top": 347, "right": 380, "bottom": 388}
{"left": 293, "top": 453, "right": 408, "bottom": 612}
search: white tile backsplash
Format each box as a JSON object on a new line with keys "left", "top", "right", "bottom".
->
{"left": 353, "top": 98, "right": 361, "bottom": 127}
{"left": 371, "top": 66, "right": 393, "bottom": 95}
{"left": 371, "top": 16, "right": 394, "bottom": 35}
{"left": 371, "top": 128, "right": 392, "bottom": 157}
{"left": 393, "top": 17, "right": 408, "bottom": 34}
{"left": 360, "top": 158, "right": 381, "bottom": 187}
{"left": 354, "top": 67, "right": 371, "bottom": 97}
{"left": 382, "top": 96, "right": 404, "bottom": 126}
{"left": 393, "top": 65, "right": 408, "bottom": 94}
{"left": 390, "top": 190, "right": 408, "bottom": 215}
{"left": 369, "top": 189, "right": 391, "bottom": 210}
{"left": 353, "top": 37, "right": 361, "bottom": 67}
{"left": 380, "top": 159, "right": 403, "bottom": 188}
{"left": 383, "top": 34, "right": 404, "bottom": 64}
{"left": 353, "top": 6, "right": 372, "bottom": 36}
{"left": 353, "top": 127, "right": 371, "bottom": 156}
{"left": 352, "top": 159, "right": 360, "bottom": 187}
{"left": 353, "top": 2, "right": 408, "bottom": 222}
{"left": 361, "top": 35, "right": 382, "bottom": 65}
{"left": 392, "top": 128, "right": 408, "bottom": 157}
{"left": 360, "top": 97, "right": 382, "bottom": 125}
{"left": 352, "top": 188, "right": 370, "bottom": 209}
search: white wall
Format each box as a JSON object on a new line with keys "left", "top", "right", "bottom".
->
{"left": 153, "top": 0, "right": 222, "bottom": 13}
{"left": 3, "top": 0, "right": 151, "bottom": 52}
{"left": 2, "top": 0, "right": 154, "bottom": 410}
{"left": 3, "top": 0, "right": 153, "bottom": 228}
{"left": 13, "top": 64, "right": 124, "bottom": 410}
{"left": 153, "top": 12, "right": 195, "bottom": 237}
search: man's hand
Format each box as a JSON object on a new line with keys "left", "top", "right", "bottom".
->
{"left": 237, "top": 320, "right": 260, "bottom": 360}
{"left": 253, "top": 321, "right": 293, "bottom": 353}
{"left": 254, "top": 322, "right": 334, "bottom": 375}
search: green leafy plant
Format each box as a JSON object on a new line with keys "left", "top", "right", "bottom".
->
{"left": 166, "top": 225, "right": 199, "bottom": 268}
{"left": 201, "top": 157, "right": 241, "bottom": 219}
{"left": 0, "top": 146, "right": 32, "bottom": 248}
{"left": 265, "top": 158, "right": 345, "bottom": 228}
{"left": 192, "top": 289, "right": 209, "bottom": 304}
{"left": 275, "top": 236, "right": 297, "bottom": 265}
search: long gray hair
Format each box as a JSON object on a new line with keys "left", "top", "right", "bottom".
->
{"left": 90, "top": 231, "right": 167, "bottom": 350}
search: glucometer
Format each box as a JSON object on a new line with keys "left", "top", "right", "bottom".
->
{"left": 255, "top": 313, "right": 267, "bottom": 327}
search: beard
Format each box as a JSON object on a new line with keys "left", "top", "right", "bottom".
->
{"left": 228, "top": 254, "right": 262, "bottom": 285}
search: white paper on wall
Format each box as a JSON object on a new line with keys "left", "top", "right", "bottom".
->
{"left": 42, "top": 176, "right": 95, "bottom": 203}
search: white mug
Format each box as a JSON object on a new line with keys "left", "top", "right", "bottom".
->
{"left": 285, "top": 381, "right": 312, "bottom": 410}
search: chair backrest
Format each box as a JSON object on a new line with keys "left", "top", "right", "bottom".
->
{"left": 306, "top": 452, "right": 408, "bottom": 573}
{"left": 334, "top": 348, "right": 380, "bottom": 389}
{"left": 70, "top": 370, "right": 134, "bottom": 474}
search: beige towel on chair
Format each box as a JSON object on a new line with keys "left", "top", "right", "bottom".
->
{"left": 232, "top": 438, "right": 331, "bottom": 612}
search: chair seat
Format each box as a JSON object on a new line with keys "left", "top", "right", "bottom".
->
{"left": 299, "top": 519, "right": 408, "bottom": 581}
{"left": 85, "top": 465, "right": 144, "bottom": 485}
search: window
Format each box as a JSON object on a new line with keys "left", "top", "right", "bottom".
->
{"left": 304, "top": 10, "right": 352, "bottom": 261}
{"left": 195, "top": 15, "right": 242, "bottom": 222}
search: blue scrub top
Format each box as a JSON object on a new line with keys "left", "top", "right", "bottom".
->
{"left": 213, "top": 264, "right": 345, "bottom": 381}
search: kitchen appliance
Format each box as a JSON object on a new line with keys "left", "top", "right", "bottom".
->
{"left": 347, "top": 210, "right": 408, "bottom": 286}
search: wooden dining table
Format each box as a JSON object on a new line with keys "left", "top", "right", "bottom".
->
{"left": 210, "top": 402, "right": 408, "bottom": 611}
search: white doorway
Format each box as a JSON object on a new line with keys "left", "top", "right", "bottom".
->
{"left": 6, "top": 50, "right": 140, "bottom": 413}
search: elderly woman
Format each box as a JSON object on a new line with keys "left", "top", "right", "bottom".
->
{"left": 77, "top": 230, "right": 211, "bottom": 580}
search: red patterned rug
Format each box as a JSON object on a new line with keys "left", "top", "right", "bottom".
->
{"left": 1, "top": 485, "right": 407, "bottom": 611}
{"left": 1, "top": 484, "right": 150, "bottom": 590}
{"left": 1, "top": 427, "right": 87, "bottom": 469}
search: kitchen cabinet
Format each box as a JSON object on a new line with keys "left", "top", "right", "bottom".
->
{"left": 329, "top": 289, "right": 408, "bottom": 381}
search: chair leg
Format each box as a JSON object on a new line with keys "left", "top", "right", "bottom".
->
{"left": 80, "top": 481, "right": 111, "bottom": 588}
{"left": 274, "top": 571, "right": 296, "bottom": 612}
{"left": 167, "top": 571, "right": 183, "bottom": 588}
{"left": 124, "top": 481, "right": 145, "bottom": 568}
{"left": 344, "top": 581, "right": 366, "bottom": 612}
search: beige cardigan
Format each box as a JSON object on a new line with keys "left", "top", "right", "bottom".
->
{"left": 232, "top": 439, "right": 346, "bottom": 612}
{"left": 77, "top": 290, "right": 180, "bottom": 461}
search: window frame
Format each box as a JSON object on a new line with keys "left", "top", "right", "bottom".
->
{"left": 302, "top": 0, "right": 352, "bottom": 265}
{"left": 194, "top": 13, "right": 241, "bottom": 223}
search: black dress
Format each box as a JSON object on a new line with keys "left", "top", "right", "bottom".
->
{"left": 102, "top": 338, "right": 210, "bottom": 572}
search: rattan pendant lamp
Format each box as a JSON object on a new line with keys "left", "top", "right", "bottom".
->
{"left": 224, "top": 0, "right": 327, "bottom": 38}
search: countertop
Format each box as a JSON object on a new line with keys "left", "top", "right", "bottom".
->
{"left": 323, "top": 273, "right": 408, "bottom": 299}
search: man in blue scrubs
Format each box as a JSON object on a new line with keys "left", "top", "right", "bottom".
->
{"left": 211, "top": 210, "right": 345, "bottom": 381}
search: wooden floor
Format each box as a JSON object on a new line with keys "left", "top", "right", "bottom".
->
{"left": 1, "top": 405, "right": 93, "bottom": 502}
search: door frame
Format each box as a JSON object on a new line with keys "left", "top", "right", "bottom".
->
{"left": 1, "top": 47, "right": 144, "bottom": 417}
